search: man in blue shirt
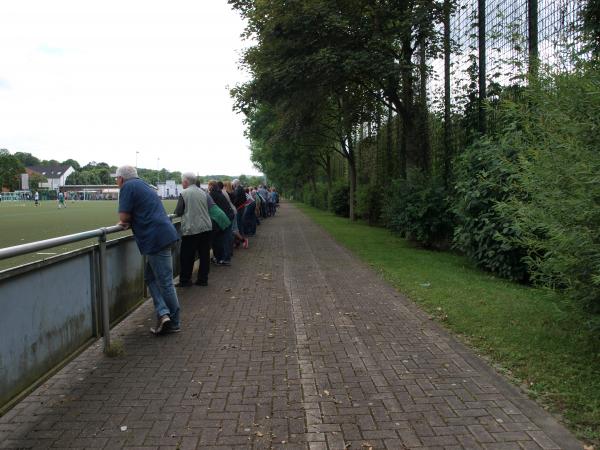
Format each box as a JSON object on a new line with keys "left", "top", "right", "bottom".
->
{"left": 116, "top": 165, "right": 181, "bottom": 335}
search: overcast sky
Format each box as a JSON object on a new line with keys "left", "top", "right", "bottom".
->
{"left": 0, "top": 0, "right": 258, "bottom": 175}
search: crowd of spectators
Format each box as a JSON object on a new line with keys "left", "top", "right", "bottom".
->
{"left": 115, "top": 165, "right": 279, "bottom": 335}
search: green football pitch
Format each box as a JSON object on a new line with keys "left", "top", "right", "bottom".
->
{"left": 0, "top": 199, "right": 178, "bottom": 271}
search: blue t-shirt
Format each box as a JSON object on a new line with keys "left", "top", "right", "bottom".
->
{"left": 118, "top": 178, "right": 179, "bottom": 255}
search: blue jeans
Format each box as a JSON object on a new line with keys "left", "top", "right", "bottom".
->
{"left": 145, "top": 247, "right": 180, "bottom": 326}
{"left": 222, "top": 223, "right": 233, "bottom": 262}
{"left": 243, "top": 201, "right": 257, "bottom": 235}
{"left": 236, "top": 208, "right": 245, "bottom": 237}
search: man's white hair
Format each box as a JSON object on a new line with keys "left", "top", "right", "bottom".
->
{"left": 116, "top": 165, "right": 138, "bottom": 180}
{"left": 182, "top": 172, "right": 197, "bottom": 184}
{"left": 232, "top": 178, "right": 240, "bottom": 187}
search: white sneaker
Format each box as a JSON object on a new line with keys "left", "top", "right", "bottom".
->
{"left": 150, "top": 314, "right": 171, "bottom": 335}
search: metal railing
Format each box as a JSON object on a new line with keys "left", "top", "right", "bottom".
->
{"left": 0, "top": 214, "right": 179, "bottom": 353}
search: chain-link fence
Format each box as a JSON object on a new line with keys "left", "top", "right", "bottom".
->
{"left": 446, "top": 0, "right": 585, "bottom": 117}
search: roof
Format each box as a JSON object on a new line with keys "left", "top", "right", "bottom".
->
{"left": 27, "top": 165, "right": 73, "bottom": 178}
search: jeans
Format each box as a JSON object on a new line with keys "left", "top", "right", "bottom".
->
{"left": 212, "top": 223, "right": 233, "bottom": 262}
{"left": 243, "top": 201, "right": 257, "bottom": 236}
{"left": 145, "top": 247, "right": 180, "bottom": 326}
{"left": 236, "top": 208, "right": 245, "bottom": 237}
{"left": 180, "top": 231, "right": 212, "bottom": 284}
{"left": 222, "top": 224, "right": 233, "bottom": 262}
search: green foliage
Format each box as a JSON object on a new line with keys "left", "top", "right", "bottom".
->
{"left": 300, "top": 182, "right": 328, "bottom": 210}
{"left": 453, "top": 137, "right": 529, "bottom": 281}
{"left": 355, "top": 183, "right": 383, "bottom": 225}
{"left": 28, "top": 172, "right": 47, "bottom": 190}
{"left": 583, "top": 0, "right": 600, "bottom": 55}
{"left": 0, "top": 149, "right": 25, "bottom": 191}
{"left": 61, "top": 158, "right": 81, "bottom": 171}
{"left": 382, "top": 170, "right": 453, "bottom": 249}
{"left": 329, "top": 180, "right": 349, "bottom": 217}
{"left": 13, "top": 152, "right": 40, "bottom": 166}
{"left": 506, "top": 67, "right": 600, "bottom": 312}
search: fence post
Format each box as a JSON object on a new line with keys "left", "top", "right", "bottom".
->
{"left": 528, "top": 0, "right": 539, "bottom": 76}
{"left": 98, "top": 229, "right": 111, "bottom": 352}
{"left": 443, "top": 0, "right": 452, "bottom": 185}
{"left": 478, "top": 0, "right": 487, "bottom": 134}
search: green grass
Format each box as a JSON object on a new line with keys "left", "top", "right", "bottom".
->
{"left": 296, "top": 202, "right": 600, "bottom": 444}
{"left": 0, "top": 200, "right": 178, "bottom": 271}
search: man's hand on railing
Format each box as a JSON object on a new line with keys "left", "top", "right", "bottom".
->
{"left": 117, "top": 221, "right": 131, "bottom": 230}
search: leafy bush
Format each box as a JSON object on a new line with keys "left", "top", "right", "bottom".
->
{"left": 301, "top": 182, "right": 328, "bottom": 210}
{"left": 507, "top": 66, "right": 600, "bottom": 311}
{"left": 382, "top": 170, "right": 453, "bottom": 248}
{"left": 356, "top": 183, "right": 383, "bottom": 225}
{"left": 452, "top": 136, "right": 529, "bottom": 281}
{"left": 329, "top": 180, "right": 349, "bottom": 217}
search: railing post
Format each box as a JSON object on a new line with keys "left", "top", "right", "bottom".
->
{"left": 98, "top": 229, "right": 111, "bottom": 352}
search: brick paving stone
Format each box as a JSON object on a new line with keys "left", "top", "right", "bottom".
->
{"left": 0, "top": 203, "right": 583, "bottom": 449}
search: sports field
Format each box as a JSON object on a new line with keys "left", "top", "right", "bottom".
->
{"left": 0, "top": 199, "right": 178, "bottom": 271}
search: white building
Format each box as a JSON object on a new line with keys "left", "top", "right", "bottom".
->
{"left": 26, "top": 165, "right": 75, "bottom": 190}
{"left": 157, "top": 180, "right": 183, "bottom": 199}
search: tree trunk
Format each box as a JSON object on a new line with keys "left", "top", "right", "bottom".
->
{"left": 347, "top": 134, "right": 357, "bottom": 221}
{"left": 399, "top": 39, "right": 414, "bottom": 179}
{"left": 386, "top": 105, "right": 393, "bottom": 179}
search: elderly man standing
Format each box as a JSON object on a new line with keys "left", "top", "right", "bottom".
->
{"left": 174, "top": 172, "right": 214, "bottom": 287}
{"left": 116, "top": 165, "right": 181, "bottom": 335}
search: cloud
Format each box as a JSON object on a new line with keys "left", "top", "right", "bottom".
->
{"left": 37, "top": 44, "right": 65, "bottom": 56}
{"left": 0, "top": 0, "right": 258, "bottom": 176}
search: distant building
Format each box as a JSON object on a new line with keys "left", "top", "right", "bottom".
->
{"left": 26, "top": 165, "right": 75, "bottom": 190}
{"left": 157, "top": 180, "right": 183, "bottom": 199}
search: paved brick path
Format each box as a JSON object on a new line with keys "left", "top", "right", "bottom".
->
{"left": 0, "top": 203, "right": 582, "bottom": 449}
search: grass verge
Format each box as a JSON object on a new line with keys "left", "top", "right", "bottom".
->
{"left": 296, "top": 202, "right": 600, "bottom": 444}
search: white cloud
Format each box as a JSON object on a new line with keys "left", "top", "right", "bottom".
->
{"left": 0, "top": 0, "right": 258, "bottom": 175}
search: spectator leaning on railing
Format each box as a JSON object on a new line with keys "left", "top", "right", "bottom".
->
{"left": 173, "top": 172, "right": 214, "bottom": 288}
{"left": 115, "top": 165, "right": 181, "bottom": 335}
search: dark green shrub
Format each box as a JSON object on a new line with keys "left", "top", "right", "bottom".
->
{"left": 453, "top": 136, "right": 529, "bottom": 281}
{"left": 507, "top": 67, "right": 600, "bottom": 311}
{"left": 356, "top": 183, "right": 383, "bottom": 225}
{"left": 382, "top": 170, "right": 453, "bottom": 249}
{"left": 300, "top": 182, "right": 328, "bottom": 210}
{"left": 330, "top": 180, "right": 349, "bottom": 217}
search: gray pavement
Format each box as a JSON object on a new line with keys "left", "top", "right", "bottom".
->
{"left": 0, "top": 203, "right": 582, "bottom": 449}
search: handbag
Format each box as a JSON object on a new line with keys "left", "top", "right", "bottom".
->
{"left": 209, "top": 204, "right": 231, "bottom": 230}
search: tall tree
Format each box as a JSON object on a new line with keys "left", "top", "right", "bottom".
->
{"left": 0, "top": 149, "right": 26, "bottom": 191}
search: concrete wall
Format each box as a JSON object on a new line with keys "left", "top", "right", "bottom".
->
{"left": 0, "top": 223, "right": 182, "bottom": 411}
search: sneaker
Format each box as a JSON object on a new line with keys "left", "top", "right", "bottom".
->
{"left": 218, "top": 260, "right": 231, "bottom": 266}
{"left": 162, "top": 322, "right": 181, "bottom": 334}
{"left": 175, "top": 280, "right": 193, "bottom": 288}
{"left": 210, "top": 256, "right": 218, "bottom": 264}
{"left": 150, "top": 314, "right": 171, "bottom": 334}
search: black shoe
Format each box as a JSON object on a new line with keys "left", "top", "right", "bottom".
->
{"left": 163, "top": 322, "right": 181, "bottom": 334}
{"left": 175, "top": 280, "right": 193, "bottom": 288}
{"left": 210, "top": 257, "right": 218, "bottom": 264}
{"left": 195, "top": 280, "right": 208, "bottom": 286}
{"left": 218, "top": 260, "right": 231, "bottom": 266}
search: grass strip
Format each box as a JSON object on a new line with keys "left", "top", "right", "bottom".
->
{"left": 296, "top": 202, "right": 599, "bottom": 444}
